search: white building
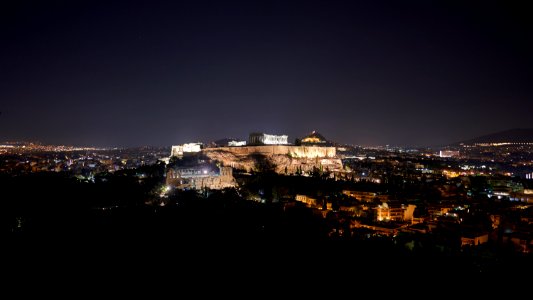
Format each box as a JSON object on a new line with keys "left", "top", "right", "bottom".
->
{"left": 171, "top": 143, "right": 202, "bottom": 157}
{"left": 228, "top": 140, "right": 246, "bottom": 147}
{"left": 439, "top": 150, "right": 460, "bottom": 158}
{"left": 249, "top": 132, "right": 288, "bottom": 145}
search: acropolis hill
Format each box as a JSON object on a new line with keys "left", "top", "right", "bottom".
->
{"left": 170, "top": 132, "right": 344, "bottom": 174}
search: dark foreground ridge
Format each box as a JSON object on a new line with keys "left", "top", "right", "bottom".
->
{"left": 3, "top": 165, "right": 533, "bottom": 285}
{"left": 4, "top": 185, "right": 531, "bottom": 279}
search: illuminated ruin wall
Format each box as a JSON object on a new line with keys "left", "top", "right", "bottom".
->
{"left": 204, "top": 145, "right": 336, "bottom": 158}
{"left": 203, "top": 146, "right": 342, "bottom": 174}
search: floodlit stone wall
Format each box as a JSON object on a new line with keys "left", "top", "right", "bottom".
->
{"left": 204, "top": 145, "right": 336, "bottom": 158}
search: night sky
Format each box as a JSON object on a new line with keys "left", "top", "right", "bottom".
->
{"left": 1, "top": 0, "right": 532, "bottom": 147}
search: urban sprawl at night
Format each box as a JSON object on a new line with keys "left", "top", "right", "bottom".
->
{"left": 3, "top": 129, "right": 533, "bottom": 275}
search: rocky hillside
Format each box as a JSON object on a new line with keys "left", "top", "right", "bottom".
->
{"left": 204, "top": 148, "right": 343, "bottom": 174}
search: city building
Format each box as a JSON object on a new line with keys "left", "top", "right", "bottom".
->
{"left": 171, "top": 143, "right": 202, "bottom": 157}
{"left": 342, "top": 190, "right": 389, "bottom": 203}
{"left": 461, "top": 231, "right": 489, "bottom": 247}
{"left": 376, "top": 202, "right": 416, "bottom": 222}
{"left": 249, "top": 132, "right": 288, "bottom": 145}
{"left": 504, "top": 232, "right": 533, "bottom": 253}
{"left": 439, "top": 150, "right": 460, "bottom": 158}
{"left": 509, "top": 191, "right": 533, "bottom": 203}
{"left": 295, "top": 194, "right": 320, "bottom": 207}
{"left": 427, "top": 204, "right": 454, "bottom": 220}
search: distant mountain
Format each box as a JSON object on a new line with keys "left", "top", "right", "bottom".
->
{"left": 457, "top": 128, "right": 533, "bottom": 145}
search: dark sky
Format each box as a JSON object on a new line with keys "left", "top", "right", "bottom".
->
{"left": 1, "top": 0, "right": 532, "bottom": 147}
